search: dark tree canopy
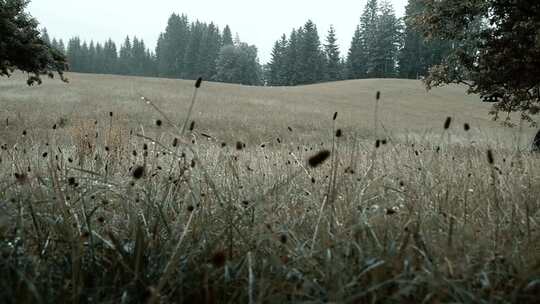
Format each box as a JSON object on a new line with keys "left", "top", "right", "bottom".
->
{"left": 0, "top": 0, "right": 67, "bottom": 85}
{"left": 415, "top": 0, "right": 540, "bottom": 125}
{"left": 399, "top": 0, "right": 452, "bottom": 79}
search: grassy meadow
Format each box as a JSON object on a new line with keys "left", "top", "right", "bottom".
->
{"left": 0, "top": 72, "right": 539, "bottom": 303}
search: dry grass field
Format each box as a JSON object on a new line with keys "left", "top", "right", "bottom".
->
{"left": 1, "top": 72, "right": 539, "bottom": 303}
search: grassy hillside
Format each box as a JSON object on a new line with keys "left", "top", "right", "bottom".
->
{"left": 0, "top": 72, "right": 534, "bottom": 146}
{"left": 0, "top": 73, "right": 539, "bottom": 303}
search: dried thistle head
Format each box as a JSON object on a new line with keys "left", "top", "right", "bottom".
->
{"left": 308, "top": 150, "right": 331, "bottom": 168}
{"left": 14, "top": 173, "right": 28, "bottom": 184}
{"left": 132, "top": 166, "right": 145, "bottom": 179}
{"left": 195, "top": 77, "right": 203, "bottom": 88}
{"left": 487, "top": 149, "right": 495, "bottom": 164}
{"left": 444, "top": 117, "right": 452, "bottom": 130}
{"left": 210, "top": 250, "right": 226, "bottom": 268}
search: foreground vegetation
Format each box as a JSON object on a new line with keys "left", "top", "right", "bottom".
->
{"left": 1, "top": 73, "right": 539, "bottom": 303}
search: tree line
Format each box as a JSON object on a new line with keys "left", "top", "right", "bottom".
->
{"left": 267, "top": 0, "right": 455, "bottom": 85}
{"left": 44, "top": 15, "right": 262, "bottom": 85}
{"left": 44, "top": 0, "right": 456, "bottom": 86}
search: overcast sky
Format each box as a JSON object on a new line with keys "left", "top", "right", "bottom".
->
{"left": 28, "top": 0, "right": 408, "bottom": 64}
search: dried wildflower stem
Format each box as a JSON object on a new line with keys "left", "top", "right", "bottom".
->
{"left": 289, "top": 152, "right": 311, "bottom": 179}
{"left": 181, "top": 86, "right": 200, "bottom": 135}
{"left": 155, "top": 210, "right": 195, "bottom": 294}
{"left": 248, "top": 251, "right": 255, "bottom": 304}
{"left": 311, "top": 195, "right": 327, "bottom": 256}
{"left": 141, "top": 96, "right": 182, "bottom": 134}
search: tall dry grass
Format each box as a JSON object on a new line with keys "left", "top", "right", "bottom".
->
{"left": 0, "top": 74, "right": 539, "bottom": 303}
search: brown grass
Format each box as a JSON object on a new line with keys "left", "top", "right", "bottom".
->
{"left": 0, "top": 72, "right": 539, "bottom": 303}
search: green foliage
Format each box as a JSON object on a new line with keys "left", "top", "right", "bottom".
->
{"left": 118, "top": 36, "right": 132, "bottom": 75}
{"left": 398, "top": 0, "right": 452, "bottom": 79}
{"left": 183, "top": 21, "right": 206, "bottom": 79}
{"left": 214, "top": 43, "right": 262, "bottom": 85}
{"left": 59, "top": 13, "right": 260, "bottom": 85}
{"left": 156, "top": 14, "right": 190, "bottom": 78}
{"left": 222, "top": 25, "right": 233, "bottom": 46}
{"left": 415, "top": 0, "right": 540, "bottom": 125}
{"left": 347, "top": 26, "right": 367, "bottom": 79}
{"left": 360, "top": 0, "right": 381, "bottom": 78}
{"left": 267, "top": 35, "right": 288, "bottom": 86}
{"left": 267, "top": 20, "right": 330, "bottom": 86}
{"left": 347, "top": 0, "right": 402, "bottom": 79}
{"left": 324, "top": 25, "right": 343, "bottom": 81}
{"left": 297, "top": 20, "right": 326, "bottom": 84}
{"left": 371, "top": 1, "right": 402, "bottom": 77}
{"left": 0, "top": 0, "right": 67, "bottom": 84}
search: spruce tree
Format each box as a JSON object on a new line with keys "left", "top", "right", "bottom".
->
{"left": 297, "top": 20, "right": 325, "bottom": 84}
{"left": 119, "top": 36, "right": 132, "bottom": 75}
{"left": 184, "top": 21, "right": 204, "bottom": 79}
{"left": 94, "top": 42, "right": 105, "bottom": 74}
{"left": 284, "top": 28, "right": 301, "bottom": 85}
{"left": 361, "top": 0, "right": 380, "bottom": 78}
{"left": 51, "top": 38, "right": 59, "bottom": 52}
{"left": 1, "top": 0, "right": 67, "bottom": 84}
{"left": 58, "top": 39, "right": 66, "bottom": 55}
{"left": 398, "top": 0, "right": 451, "bottom": 79}
{"left": 372, "top": 0, "right": 401, "bottom": 77}
{"left": 131, "top": 37, "right": 146, "bottom": 76}
{"left": 347, "top": 26, "right": 366, "bottom": 79}
{"left": 199, "top": 23, "right": 221, "bottom": 80}
{"left": 80, "top": 41, "right": 90, "bottom": 72}
{"left": 41, "top": 28, "right": 50, "bottom": 45}
{"left": 324, "top": 25, "right": 341, "bottom": 81}
{"left": 222, "top": 25, "right": 233, "bottom": 46}
{"left": 88, "top": 41, "right": 96, "bottom": 73}
{"left": 103, "top": 39, "right": 119, "bottom": 74}
{"left": 66, "top": 37, "right": 82, "bottom": 72}
{"left": 156, "top": 14, "right": 190, "bottom": 77}
{"left": 267, "top": 34, "right": 288, "bottom": 86}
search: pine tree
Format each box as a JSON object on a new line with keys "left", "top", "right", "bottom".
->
{"left": 324, "top": 25, "right": 341, "bottom": 81}
{"left": 41, "top": 28, "right": 50, "bottom": 45}
{"left": 58, "top": 39, "right": 66, "bottom": 55}
{"left": 184, "top": 21, "right": 204, "bottom": 79}
{"left": 67, "top": 37, "right": 82, "bottom": 72}
{"left": 372, "top": 0, "right": 402, "bottom": 77}
{"left": 284, "top": 28, "right": 301, "bottom": 85}
{"left": 81, "top": 41, "right": 91, "bottom": 72}
{"left": 199, "top": 23, "right": 222, "bottom": 80}
{"left": 103, "top": 39, "right": 118, "bottom": 74}
{"left": 297, "top": 20, "right": 325, "bottom": 84}
{"left": 222, "top": 25, "right": 233, "bottom": 46}
{"left": 267, "top": 34, "right": 288, "bottom": 86}
{"left": 399, "top": 0, "right": 451, "bottom": 79}
{"left": 94, "top": 42, "right": 105, "bottom": 74}
{"left": 88, "top": 41, "right": 96, "bottom": 73}
{"left": 347, "top": 25, "right": 366, "bottom": 79}
{"left": 0, "top": 0, "right": 67, "bottom": 84}
{"left": 131, "top": 37, "right": 146, "bottom": 75}
{"left": 51, "top": 38, "right": 60, "bottom": 52}
{"left": 155, "top": 14, "right": 190, "bottom": 77}
{"left": 361, "top": 0, "right": 381, "bottom": 78}
{"left": 119, "top": 36, "right": 132, "bottom": 75}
